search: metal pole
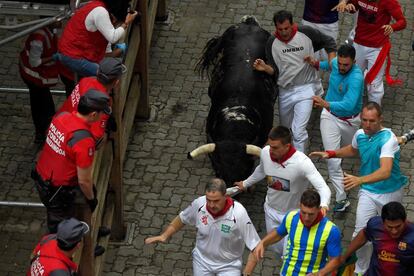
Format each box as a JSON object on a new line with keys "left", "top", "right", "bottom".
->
{"left": 0, "top": 12, "right": 69, "bottom": 47}
{"left": 0, "top": 17, "right": 49, "bottom": 30}
{"left": 0, "top": 201, "right": 44, "bottom": 207}
{"left": 0, "top": 87, "right": 66, "bottom": 95}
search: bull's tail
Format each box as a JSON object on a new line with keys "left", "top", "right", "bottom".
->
{"left": 195, "top": 36, "right": 223, "bottom": 79}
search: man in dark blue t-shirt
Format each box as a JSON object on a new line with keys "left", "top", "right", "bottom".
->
{"left": 302, "top": 0, "right": 339, "bottom": 60}
{"left": 339, "top": 202, "right": 414, "bottom": 275}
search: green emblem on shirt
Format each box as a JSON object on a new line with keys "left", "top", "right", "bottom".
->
{"left": 221, "top": 224, "right": 231, "bottom": 233}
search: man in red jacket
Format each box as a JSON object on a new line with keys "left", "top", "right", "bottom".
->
{"left": 334, "top": 0, "right": 407, "bottom": 105}
{"left": 19, "top": 24, "right": 60, "bottom": 143}
{"left": 58, "top": 57, "right": 126, "bottom": 145}
{"left": 33, "top": 89, "right": 111, "bottom": 233}
{"left": 27, "top": 218, "right": 89, "bottom": 276}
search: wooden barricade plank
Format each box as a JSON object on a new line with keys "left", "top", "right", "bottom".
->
{"left": 72, "top": 0, "right": 163, "bottom": 274}
{"left": 121, "top": 75, "right": 142, "bottom": 163}
{"left": 135, "top": 0, "right": 151, "bottom": 119}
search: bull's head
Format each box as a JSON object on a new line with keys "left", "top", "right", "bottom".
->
{"left": 188, "top": 142, "right": 261, "bottom": 186}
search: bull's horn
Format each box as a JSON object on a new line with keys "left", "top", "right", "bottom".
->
{"left": 187, "top": 143, "right": 216, "bottom": 159}
{"left": 246, "top": 144, "right": 262, "bottom": 157}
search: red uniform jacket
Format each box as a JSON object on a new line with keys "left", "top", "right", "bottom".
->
{"left": 58, "top": 77, "right": 110, "bottom": 141}
{"left": 36, "top": 112, "right": 95, "bottom": 186}
{"left": 58, "top": 0, "right": 108, "bottom": 63}
{"left": 27, "top": 234, "right": 77, "bottom": 276}
{"left": 19, "top": 27, "right": 59, "bottom": 87}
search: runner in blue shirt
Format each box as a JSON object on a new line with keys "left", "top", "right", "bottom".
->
{"left": 308, "top": 44, "right": 364, "bottom": 212}
{"left": 310, "top": 102, "right": 408, "bottom": 274}
{"left": 254, "top": 190, "right": 341, "bottom": 276}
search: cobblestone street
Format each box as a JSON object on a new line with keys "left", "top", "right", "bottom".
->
{"left": 0, "top": 0, "right": 414, "bottom": 275}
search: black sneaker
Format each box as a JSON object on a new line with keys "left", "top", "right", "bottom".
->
{"left": 98, "top": 226, "right": 111, "bottom": 238}
{"left": 94, "top": 245, "right": 105, "bottom": 257}
{"left": 34, "top": 132, "right": 46, "bottom": 144}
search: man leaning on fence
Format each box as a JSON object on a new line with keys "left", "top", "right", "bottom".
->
{"left": 32, "top": 90, "right": 111, "bottom": 233}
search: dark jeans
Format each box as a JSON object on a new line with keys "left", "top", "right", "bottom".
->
{"left": 23, "top": 80, "right": 55, "bottom": 137}
{"left": 60, "top": 74, "right": 76, "bottom": 98}
{"left": 55, "top": 53, "right": 99, "bottom": 78}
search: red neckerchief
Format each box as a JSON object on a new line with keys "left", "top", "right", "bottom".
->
{"left": 207, "top": 197, "right": 233, "bottom": 219}
{"left": 270, "top": 145, "right": 296, "bottom": 166}
{"left": 300, "top": 210, "right": 324, "bottom": 229}
{"left": 274, "top": 24, "right": 298, "bottom": 43}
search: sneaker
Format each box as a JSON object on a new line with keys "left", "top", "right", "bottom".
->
{"left": 34, "top": 132, "right": 46, "bottom": 144}
{"left": 333, "top": 199, "right": 350, "bottom": 212}
{"left": 97, "top": 226, "right": 111, "bottom": 238}
{"left": 94, "top": 245, "right": 105, "bottom": 257}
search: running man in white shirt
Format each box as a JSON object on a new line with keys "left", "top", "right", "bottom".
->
{"left": 234, "top": 126, "right": 331, "bottom": 256}
{"left": 145, "top": 178, "right": 260, "bottom": 276}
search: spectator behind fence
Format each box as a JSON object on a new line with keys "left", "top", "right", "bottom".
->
{"left": 27, "top": 218, "right": 89, "bottom": 276}
{"left": 58, "top": 57, "right": 126, "bottom": 147}
{"left": 56, "top": 0, "right": 137, "bottom": 80}
{"left": 19, "top": 22, "right": 61, "bottom": 143}
{"left": 32, "top": 90, "right": 111, "bottom": 233}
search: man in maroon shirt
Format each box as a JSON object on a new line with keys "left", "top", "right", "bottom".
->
{"left": 334, "top": 0, "right": 406, "bottom": 105}
{"left": 337, "top": 202, "right": 414, "bottom": 276}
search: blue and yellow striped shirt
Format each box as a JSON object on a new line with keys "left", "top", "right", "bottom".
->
{"left": 277, "top": 210, "right": 341, "bottom": 276}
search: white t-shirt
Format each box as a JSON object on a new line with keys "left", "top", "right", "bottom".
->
{"left": 85, "top": 7, "right": 126, "bottom": 44}
{"left": 179, "top": 196, "right": 260, "bottom": 269}
{"left": 244, "top": 146, "right": 331, "bottom": 212}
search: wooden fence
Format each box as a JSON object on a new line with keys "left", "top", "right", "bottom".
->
{"left": 75, "top": 1, "right": 167, "bottom": 275}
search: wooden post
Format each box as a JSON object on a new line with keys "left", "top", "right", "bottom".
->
{"left": 78, "top": 210, "right": 93, "bottom": 275}
{"left": 135, "top": 0, "right": 150, "bottom": 119}
{"left": 109, "top": 83, "right": 125, "bottom": 241}
{"left": 156, "top": 0, "right": 168, "bottom": 21}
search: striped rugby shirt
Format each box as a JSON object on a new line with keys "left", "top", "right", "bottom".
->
{"left": 277, "top": 210, "right": 341, "bottom": 275}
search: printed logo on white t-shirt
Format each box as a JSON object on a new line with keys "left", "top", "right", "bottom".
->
{"left": 221, "top": 224, "right": 231, "bottom": 234}
{"left": 266, "top": 175, "right": 290, "bottom": 192}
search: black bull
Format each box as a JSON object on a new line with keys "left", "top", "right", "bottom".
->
{"left": 189, "top": 18, "right": 278, "bottom": 186}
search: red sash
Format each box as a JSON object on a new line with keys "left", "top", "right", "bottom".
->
{"left": 365, "top": 41, "right": 402, "bottom": 86}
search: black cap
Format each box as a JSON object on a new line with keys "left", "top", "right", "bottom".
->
{"left": 97, "top": 57, "right": 127, "bottom": 84}
{"left": 56, "top": 218, "right": 89, "bottom": 248}
{"left": 81, "top": 89, "right": 111, "bottom": 115}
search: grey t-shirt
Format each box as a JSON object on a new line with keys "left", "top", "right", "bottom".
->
{"left": 266, "top": 25, "right": 337, "bottom": 89}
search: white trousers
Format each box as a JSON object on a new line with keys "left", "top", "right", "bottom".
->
{"left": 301, "top": 20, "right": 339, "bottom": 60}
{"left": 354, "top": 42, "right": 386, "bottom": 105}
{"left": 353, "top": 188, "right": 404, "bottom": 274}
{"left": 264, "top": 202, "right": 288, "bottom": 256}
{"left": 301, "top": 20, "right": 339, "bottom": 97}
{"left": 279, "top": 83, "right": 315, "bottom": 153}
{"left": 320, "top": 109, "right": 360, "bottom": 201}
{"left": 192, "top": 249, "right": 241, "bottom": 276}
